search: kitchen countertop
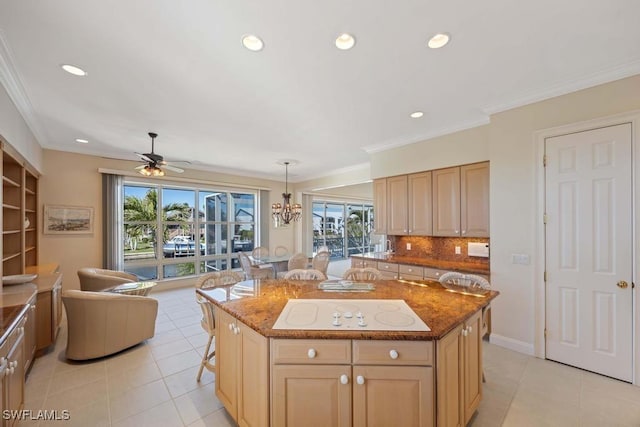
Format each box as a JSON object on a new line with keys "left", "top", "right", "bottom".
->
{"left": 351, "top": 252, "right": 490, "bottom": 276}
{"left": 197, "top": 278, "right": 497, "bottom": 340}
{"left": 0, "top": 284, "right": 37, "bottom": 346}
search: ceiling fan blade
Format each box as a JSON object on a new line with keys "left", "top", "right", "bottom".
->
{"left": 134, "top": 164, "right": 147, "bottom": 170}
{"left": 135, "top": 152, "right": 154, "bottom": 163}
{"left": 162, "top": 164, "right": 184, "bottom": 173}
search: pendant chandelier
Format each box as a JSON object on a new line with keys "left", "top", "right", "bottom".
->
{"left": 272, "top": 161, "right": 301, "bottom": 227}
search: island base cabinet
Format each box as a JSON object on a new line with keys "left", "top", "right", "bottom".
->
{"left": 353, "top": 365, "right": 434, "bottom": 427}
{"left": 436, "top": 310, "right": 482, "bottom": 427}
{"left": 272, "top": 365, "right": 351, "bottom": 427}
{"left": 215, "top": 310, "right": 269, "bottom": 427}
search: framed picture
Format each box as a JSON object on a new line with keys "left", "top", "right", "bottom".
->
{"left": 44, "top": 205, "right": 94, "bottom": 234}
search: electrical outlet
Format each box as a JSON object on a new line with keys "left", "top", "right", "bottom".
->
{"left": 511, "top": 253, "right": 530, "bottom": 265}
{"left": 406, "top": 243, "right": 411, "bottom": 250}
{"left": 455, "top": 246, "right": 461, "bottom": 255}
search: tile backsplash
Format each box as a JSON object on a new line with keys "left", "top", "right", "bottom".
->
{"left": 392, "top": 235, "right": 490, "bottom": 266}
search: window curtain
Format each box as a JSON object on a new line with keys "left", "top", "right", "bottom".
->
{"left": 102, "top": 174, "right": 123, "bottom": 270}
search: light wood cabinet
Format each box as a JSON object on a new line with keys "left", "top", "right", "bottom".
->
{"left": 372, "top": 179, "right": 387, "bottom": 234}
{"left": 1, "top": 312, "right": 26, "bottom": 427}
{"left": 433, "top": 162, "right": 489, "bottom": 237}
{"left": 377, "top": 261, "right": 398, "bottom": 280}
{"left": 271, "top": 338, "right": 434, "bottom": 427}
{"left": 216, "top": 309, "right": 269, "bottom": 427}
{"left": 436, "top": 310, "right": 482, "bottom": 427}
{"left": 23, "top": 296, "right": 37, "bottom": 374}
{"left": 408, "top": 172, "right": 433, "bottom": 235}
{"left": 1, "top": 144, "right": 39, "bottom": 277}
{"left": 387, "top": 175, "right": 408, "bottom": 235}
{"left": 460, "top": 163, "right": 489, "bottom": 238}
{"left": 35, "top": 277, "right": 62, "bottom": 354}
{"left": 398, "top": 264, "right": 424, "bottom": 281}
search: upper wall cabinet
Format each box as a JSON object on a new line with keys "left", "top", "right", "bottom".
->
{"left": 375, "top": 172, "right": 433, "bottom": 236}
{"left": 433, "top": 162, "right": 489, "bottom": 237}
{"left": 2, "top": 143, "right": 39, "bottom": 276}
{"left": 372, "top": 178, "right": 387, "bottom": 234}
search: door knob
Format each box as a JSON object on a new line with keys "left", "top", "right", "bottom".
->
{"left": 617, "top": 280, "right": 629, "bottom": 289}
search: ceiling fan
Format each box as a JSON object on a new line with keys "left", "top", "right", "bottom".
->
{"left": 135, "top": 132, "right": 185, "bottom": 176}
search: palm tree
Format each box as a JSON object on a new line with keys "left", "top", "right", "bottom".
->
{"left": 124, "top": 189, "right": 192, "bottom": 251}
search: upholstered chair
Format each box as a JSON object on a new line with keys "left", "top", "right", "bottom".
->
{"left": 62, "top": 290, "right": 157, "bottom": 360}
{"left": 77, "top": 268, "right": 138, "bottom": 292}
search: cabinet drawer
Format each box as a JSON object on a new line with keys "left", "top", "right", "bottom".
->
{"left": 271, "top": 339, "right": 351, "bottom": 364}
{"left": 380, "top": 271, "right": 398, "bottom": 280}
{"left": 351, "top": 258, "right": 364, "bottom": 268}
{"left": 398, "top": 264, "right": 423, "bottom": 278}
{"left": 353, "top": 340, "right": 433, "bottom": 366}
{"left": 398, "top": 274, "right": 423, "bottom": 281}
{"left": 423, "top": 268, "right": 447, "bottom": 280}
{"left": 378, "top": 262, "right": 398, "bottom": 273}
{"left": 362, "top": 260, "right": 378, "bottom": 269}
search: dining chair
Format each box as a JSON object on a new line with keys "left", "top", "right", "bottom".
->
{"left": 276, "top": 252, "right": 308, "bottom": 278}
{"left": 311, "top": 251, "right": 330, "bottom": 277}
{"left": 196, "top": 270, "right": 243, "bottom": 289}
{"left": 342, "top": 267, "right": 382, "bottom": 281}
{"left": 239, "top": 251, "right": 274, "bottom": 279}
{"left": 252, "top": 246, "right": 269, "bottom": 258}
{"left": 274, "top": 245, "right": 289, "bottom": 257}
{"left": 284, "top": 269, "right": 327, "bottom": 280}
{"left": 196, "top": 292, "right": 216, "bottom": 381}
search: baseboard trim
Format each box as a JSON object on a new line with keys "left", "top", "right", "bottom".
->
{"left": 489, "top": 333, "right": 535, "bottom": 356}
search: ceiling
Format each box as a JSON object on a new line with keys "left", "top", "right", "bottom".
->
{"left": 0, "top": 1, "right": 639, "bottom": 181}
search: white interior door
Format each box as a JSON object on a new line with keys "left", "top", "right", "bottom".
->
{"left": 545, "top": 123, "right": 633, "bottom": 381}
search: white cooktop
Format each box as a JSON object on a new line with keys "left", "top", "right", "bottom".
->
{"left": 272, "top": 299, "right": 430, "bottom": 332}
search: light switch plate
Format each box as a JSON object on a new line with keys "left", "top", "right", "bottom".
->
{"left": 468, "top": 242, "right": 489, "bottom": 257}
{"left": 406, "top": 243, "right": 411, "bottom": 250}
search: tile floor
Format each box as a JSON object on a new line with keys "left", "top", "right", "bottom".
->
{"left": 18, "top": 286, "right": 640, "bottom": 427}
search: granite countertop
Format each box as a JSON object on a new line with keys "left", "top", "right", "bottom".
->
{"left": 198, "top": 278, "right": 498, "bottom": 341}
{"left": 351, "top": 252, "right": 490, "bottom": 275}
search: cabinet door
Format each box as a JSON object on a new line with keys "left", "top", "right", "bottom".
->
{"left": 432, "top": 167, "right": 461, "bottom": 236}
{"left": 463, "top": 311, "right": 482, "bottom": 424}
{"left": 237, "top": 322, "right": 269, "bottom": 427}
{"left": 372, "top": 179, "right": 387, "bottom": 234}
{"left": 35, "top": 291, "right": 53, "bottom": 351}
{"left": 436, "top": 324, "right": 463, "bottom": 427}
{"left": 6, "top": 327, "right": 25, "bottom": 423}
{"left": 387, "top": 175, "right": 408, "bottom": 235}
{"left": 24, "top": 301, "right": 36, "bottom": 373}
{"left": 460, "top": 162, "right": 489, "bottom": 237}
{"left": 272, "top": 364, "right": 351, "bottom": 427}
{"left": 353, "top": 365, "right": 433, "bottom": 427}
{"left": 408, "top": 171, "right": 432, "bottom": 235}
{"left": 215, "top": 310, "right": 238, "bottom": 421}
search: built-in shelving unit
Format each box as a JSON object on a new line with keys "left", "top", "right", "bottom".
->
{"left": 1, "top": 142, "right": 39, "bottom": 277}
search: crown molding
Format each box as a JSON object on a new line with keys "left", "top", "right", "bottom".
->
{"left": 0, "top": 31, "right": 47, "bottom": 146}
{"left": 482, "top": 60, "right": 640, "bottom": 115}
{"left": 362, "top": 117, "right": 490, "bottom": 154}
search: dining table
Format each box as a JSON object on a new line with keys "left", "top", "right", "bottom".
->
{"left": 248, "top": 254, "right": 292, "bottom": 276}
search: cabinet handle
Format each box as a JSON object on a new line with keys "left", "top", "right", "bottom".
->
{"left": 228, "top": 324, "right": 234, "bottom": 331}
{"left": 356, "top": 375, "right": 365, "bottom": 385}
{"left": 462, "top": 328, "right": 468, "bottom": 337}
{"left": 455, "top": 230, "right": 459, "bottom": 234}
{"left": 234, "top": 326, "right": 240, "bottom": 335}
{"left": 340, "top": 374, "right": 349, "bottom": 385}
{"left": 462, "top": 230, "right": 466, "bottom": 235}
{"left": 467, "top": 326, "right": 473, "bottom": 333}
{"left": 389, "top": 349, "right": 399, "bottom": 360}
{"left": 307, "top": 349, "right": 317, "bottom": 359}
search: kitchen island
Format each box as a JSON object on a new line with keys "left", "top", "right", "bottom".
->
{"left": 197, "top": 278, "right": 498, "bottom": 427}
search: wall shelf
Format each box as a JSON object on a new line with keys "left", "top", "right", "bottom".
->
{"left": 2, "top": 146, "right": 39, "bottom": 276}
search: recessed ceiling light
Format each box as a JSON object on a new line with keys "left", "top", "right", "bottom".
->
{"left": 61, "top": 64, "right": 87, "bottom": 76}
{"left": 410, "top": 111, "right": 424, "bottom": 119}
{"left": 242, "top": 34, "right": 264, "bottom": 51}
{"left": 75, "top": 138, "right": 89, "bottom": 144}
{"left": 428, "top": 33, "right": 450, "bottom": 49}
{"left": 335, "top": 33, "right": 356, "bottom": 50}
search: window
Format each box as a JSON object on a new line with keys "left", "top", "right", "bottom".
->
{"left": 122, "top": 181, "right": 258, "bottom": 279}
{"left": 312, "top": 200, "right": 374, "bottom": 259}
